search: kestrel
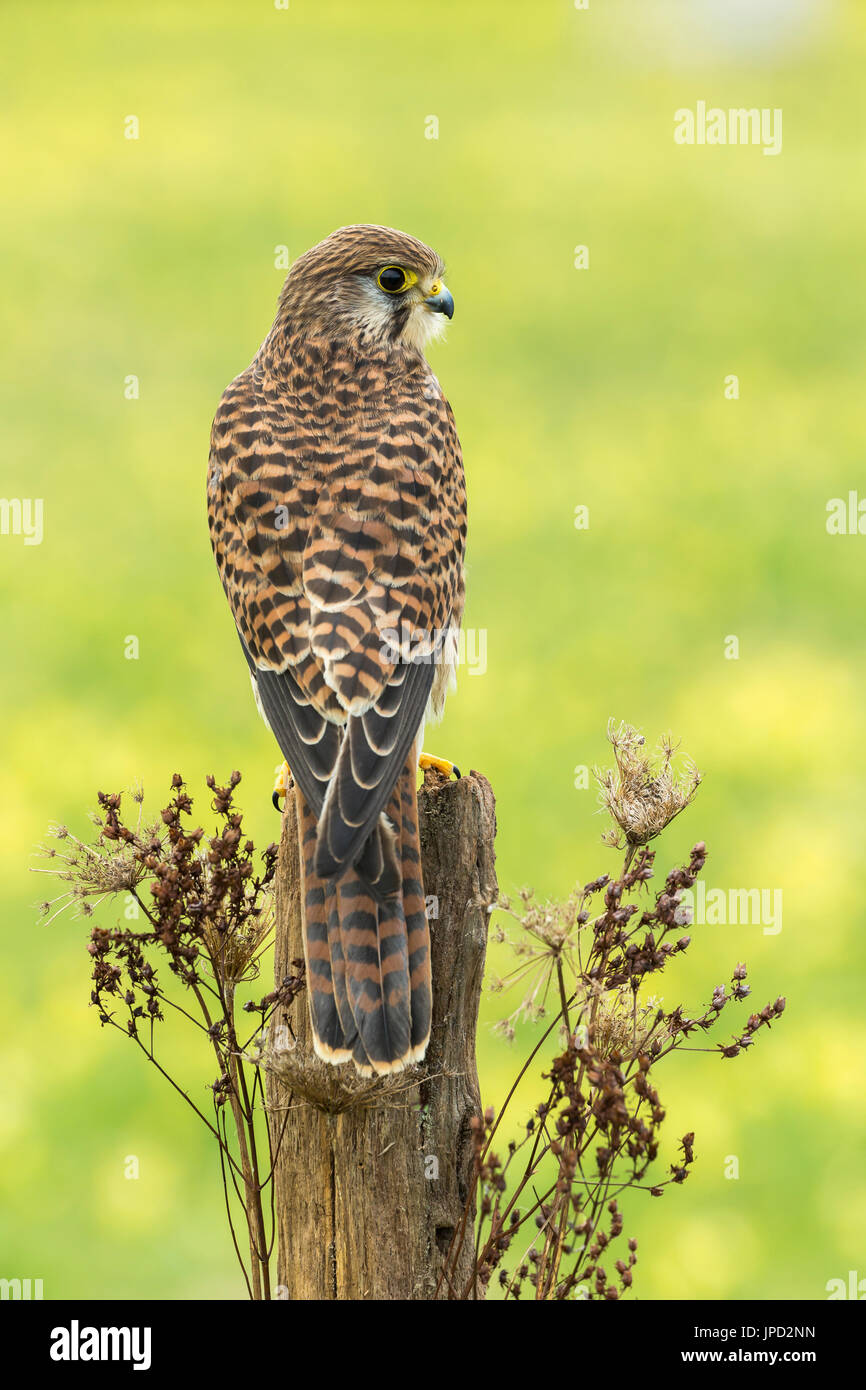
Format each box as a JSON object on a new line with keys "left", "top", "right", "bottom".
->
{"left": 207, "top": 225, "right": 466, "bottom": 1076}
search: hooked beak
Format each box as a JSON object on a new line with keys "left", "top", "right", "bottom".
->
{"left": 424, "top": 284, "right": 454, "bottom": 319}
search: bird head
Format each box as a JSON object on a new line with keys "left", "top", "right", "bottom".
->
{"left": 277, "top": 224, "right": 454, "bottom": 354}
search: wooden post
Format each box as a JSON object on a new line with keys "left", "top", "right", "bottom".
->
{"left": 266, "top": 771, "right": 497, "bottom": 1300}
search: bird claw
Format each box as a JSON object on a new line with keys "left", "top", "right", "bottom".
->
{"left": 272, "top": 760, "right": 292, "bottom": 810}
{"left": 418, "top": 752, "right": 461, "bottom": 782}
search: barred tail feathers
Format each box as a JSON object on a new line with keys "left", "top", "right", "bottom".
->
{"left": 294, "top": 751, "right": 431, "bottom": 1075}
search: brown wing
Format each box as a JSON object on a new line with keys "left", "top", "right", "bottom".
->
{"left": 207, "top": 350, "right": 466, "bottom": 880}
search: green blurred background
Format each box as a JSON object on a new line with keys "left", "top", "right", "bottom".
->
{"left": 2, "top": 0, "right": 864, "bottom": 1300}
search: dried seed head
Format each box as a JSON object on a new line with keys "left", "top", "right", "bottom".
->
{"left": 594, "top": 720, "right": 701, "bottom": 848}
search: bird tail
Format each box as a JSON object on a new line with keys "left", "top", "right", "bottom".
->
{"left": 294, "top": 747, "right": 432, "bottom": 1076}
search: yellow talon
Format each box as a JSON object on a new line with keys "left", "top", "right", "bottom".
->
{"left": 418, "top": 752, "right": 461, "bottom": 782}
{"left": 272, "top": 760, "right": 292, "bottom": 810}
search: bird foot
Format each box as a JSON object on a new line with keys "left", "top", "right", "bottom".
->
{"left": 272, "top": 760, "right": 292, "bottom": 810}
{"left": 418, "top": 752, "right": 461, "bottom": 785}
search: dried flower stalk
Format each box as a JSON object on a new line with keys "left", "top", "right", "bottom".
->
{"left": 34, "top": 773, "right": 303, "bottom": 1301}
{"left": 438, "top": 723, "right": 783, "bottom": 1301}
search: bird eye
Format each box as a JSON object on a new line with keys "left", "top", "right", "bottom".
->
{"left": 377, "top": 266, "right": 407, "bottom": 294}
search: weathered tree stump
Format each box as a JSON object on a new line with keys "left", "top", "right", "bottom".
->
{"left": 266, "top": 771, "right": 497, "bottom": 1300}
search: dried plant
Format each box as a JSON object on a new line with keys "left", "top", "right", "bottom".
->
{"left": 438, "top": 722, "right": 784, "bottom": 1300}
{"left": 33, "top": 723, "right": 784, "bottom": 1304}
{"left": 34, "top": 773, "right": 303, "bottom": 1301}
{"left": 595, "top": 718, "right": 701, "bottom": 852}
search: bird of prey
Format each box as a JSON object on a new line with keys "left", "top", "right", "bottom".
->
{"left": 207, "top": 224, "right": 466, "bottom": 1077}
